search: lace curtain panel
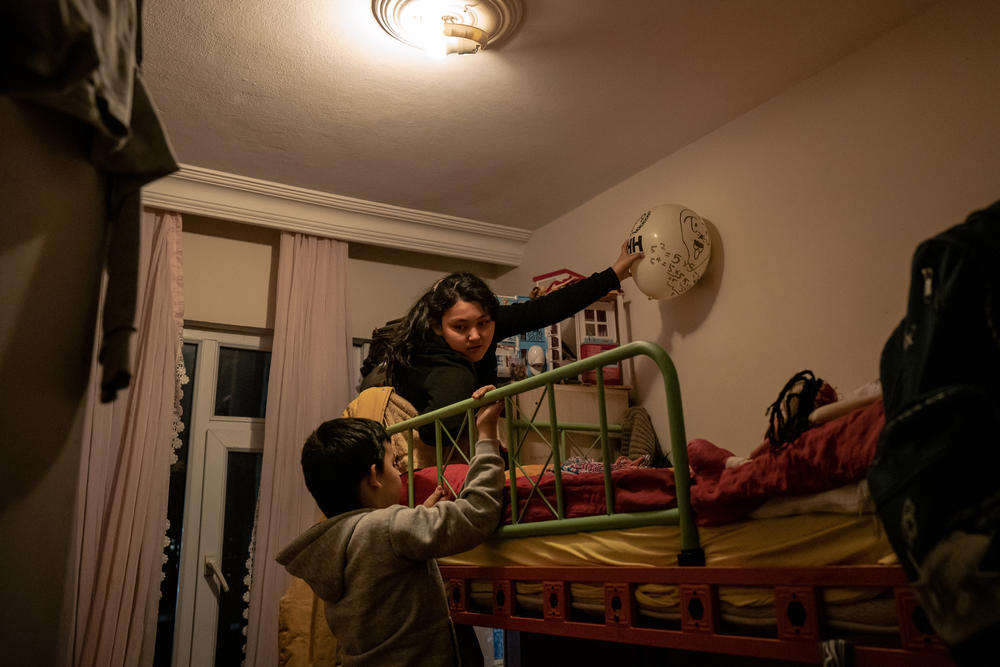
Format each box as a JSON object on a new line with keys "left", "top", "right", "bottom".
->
{"left": 64, "top": 209, "right": 184, "bottom": 667}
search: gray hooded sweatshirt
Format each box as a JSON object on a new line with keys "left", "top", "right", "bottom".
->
{"left": 276, "top": 439, "right": 504, "bottom": 666}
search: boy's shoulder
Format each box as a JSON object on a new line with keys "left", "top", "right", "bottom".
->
{"left": 277, "top": 508, "right": 380, "bottom": 563}
{"left": 353, "top": 502, "right": 415, "bottom": 529}
{"left": 277, "top": 506, "right": 408, "bottom": 572}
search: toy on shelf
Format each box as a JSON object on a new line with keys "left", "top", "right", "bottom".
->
{"left": 530, "top": 268, "right": 586, "bottom": 298}
{"left": 575, "top": 294, "right": 623, "bottom": 385}
{"left": 495, "top": 294, "right": 550, "bottom": 383}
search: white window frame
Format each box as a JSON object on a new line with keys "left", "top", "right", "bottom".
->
{"left": 171, "top": 328, "right": 271, "bottom": 667}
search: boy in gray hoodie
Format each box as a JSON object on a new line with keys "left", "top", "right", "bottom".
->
{"left": 276, "top": 385, "right": 504, "bottom": 666}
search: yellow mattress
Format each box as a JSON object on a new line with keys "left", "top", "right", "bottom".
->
{"left": 443, "top": 512, "right": 896, "bottom": 612}
{"left": 442, "top": 512, "right": 892, "bottom": 569}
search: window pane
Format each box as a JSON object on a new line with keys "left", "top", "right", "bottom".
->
{"left": 154, "top": 342, "right": 198, "bottom": 667}
{"left": 215, "top": 452, "right": 263, "bottom": 667}
{"left": 215, "top": 347, "right": 271, "bottom": 418}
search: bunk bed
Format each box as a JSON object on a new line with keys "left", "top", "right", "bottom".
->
{"left": 389, "top": 341, "right": 954, "bottom": 666}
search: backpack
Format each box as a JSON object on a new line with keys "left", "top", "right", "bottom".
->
{"left": 868, "top": 199, "right": 1000, "bottom": 658}
{"left": 357, "top": 319, "right": 401, "bottom": 392}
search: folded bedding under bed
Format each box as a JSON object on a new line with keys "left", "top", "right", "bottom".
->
{"left": 444, "top": 510, "right": 897, "bottom": 634}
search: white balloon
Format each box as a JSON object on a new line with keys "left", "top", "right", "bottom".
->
{"left": 626, "top": 204, "right": 711, "bottom": 300}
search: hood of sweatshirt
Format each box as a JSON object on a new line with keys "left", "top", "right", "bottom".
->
{"left": 274, "top": 509, "right": 369, "bottom": 603}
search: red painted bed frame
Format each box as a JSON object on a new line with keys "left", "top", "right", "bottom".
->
{"left": 441, "top": 563, "right": 955, "bottom": 665}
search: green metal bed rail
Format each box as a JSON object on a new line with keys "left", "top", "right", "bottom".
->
{"left": 386, "top": 340, "right": 704, "bottom": 565}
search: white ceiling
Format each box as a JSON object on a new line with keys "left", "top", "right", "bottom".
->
{"left": 142, "top": 0, "right": 938, "bottom": 231}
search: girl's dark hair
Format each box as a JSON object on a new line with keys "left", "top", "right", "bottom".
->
{"left": 301, "top": 418, "right": 388, "bottom": 517}
{"left": 763, "top": 370, "right": 826, "bottom": 452}
{"left": 383, "top": 272, "right": 499, "bottom": 385}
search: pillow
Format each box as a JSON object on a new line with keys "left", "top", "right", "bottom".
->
{"left": 809, "top": 391, "right": 882, "bottom": 426}
{"left": 809, "top": 379, "right": 882, "bottom": 425}
{"left": 621, "top": 406, "right": 662, "bottom": 460}
{"left": 400, "top": 465, "right": 470, "bottom": 505}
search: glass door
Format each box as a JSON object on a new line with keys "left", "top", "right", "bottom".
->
{"left": 194, "top": 426, "right": 263, "bottom": 665}
{"left": 155, "top": 330, "right": 271, "bottom": 667}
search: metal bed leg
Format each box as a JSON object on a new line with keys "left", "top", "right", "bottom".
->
{"left": 678, "top": 547, "right": 706, "bottom": 566}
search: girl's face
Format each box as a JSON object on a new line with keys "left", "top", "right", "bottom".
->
{"left": 433, "top": 299, "right": 495, "bottom": 363}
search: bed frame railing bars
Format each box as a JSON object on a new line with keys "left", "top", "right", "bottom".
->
{"left": 386, "top": 340, "right": 705, "bottom": 567}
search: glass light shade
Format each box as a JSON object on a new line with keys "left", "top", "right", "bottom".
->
{"left": 372, "top": 0, "right": 522, "bottom": 56}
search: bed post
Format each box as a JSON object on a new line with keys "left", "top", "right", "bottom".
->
{"left": 640, "top": 341, "right": 705, "bottom": 566}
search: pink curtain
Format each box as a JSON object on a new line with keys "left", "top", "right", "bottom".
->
{"left": 64, "top": 209, "right": 184, "bottom": 666}
{"left": 244, "top": 232, "right": 353, "bottom": 667}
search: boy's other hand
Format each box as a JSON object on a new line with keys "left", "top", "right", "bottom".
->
{"left": 422, "top": 485, "right": 450, "bottom": 507}
{"left": 473, "top": 385, "right": 502, "bottom": 441}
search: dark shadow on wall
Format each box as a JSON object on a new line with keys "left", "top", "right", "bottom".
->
{"left": 655, "top": 217, "right": 724, "bottom": 346}
{"left": 623, "top": 217, "right": 724, "bottom": 352}
{"left": 0, "top": 100, "right": 104, "bottom": 511}
{"left": 0, "top": 98, "right": 107, "bottom": 667}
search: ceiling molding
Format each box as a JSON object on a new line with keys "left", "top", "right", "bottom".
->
{"left": 142, "top": 164, "right": 532, "bottom": 266}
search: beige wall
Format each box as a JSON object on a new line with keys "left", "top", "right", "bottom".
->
{"left": 493, "top": 0, "right": 1000, "bottom": 456}
{"left": 182, "top": 215, "right": 280, "bottom": 329}
{"left": 347, "top": 244, "right": 501, "bottom": 338}
{"left": 181, "top": 217, "right": 501, "bottom": 338}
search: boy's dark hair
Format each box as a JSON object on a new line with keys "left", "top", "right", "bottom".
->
{"left": 301, "top": 417, "right": 389, "bottom": 517}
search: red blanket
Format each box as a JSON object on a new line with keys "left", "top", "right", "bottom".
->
{"left": 687, "top": 398, "right": 884, "bottom": 524}
{"left": 402, "top": 464, "right": 677, "bottom": 525}
{"left": 401, "top": 399, "right": 884, "bottom": 526}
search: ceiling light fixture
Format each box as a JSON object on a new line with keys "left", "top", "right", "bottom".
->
{"left": 372, "top": 0, "right": 523, "bottom": 57}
